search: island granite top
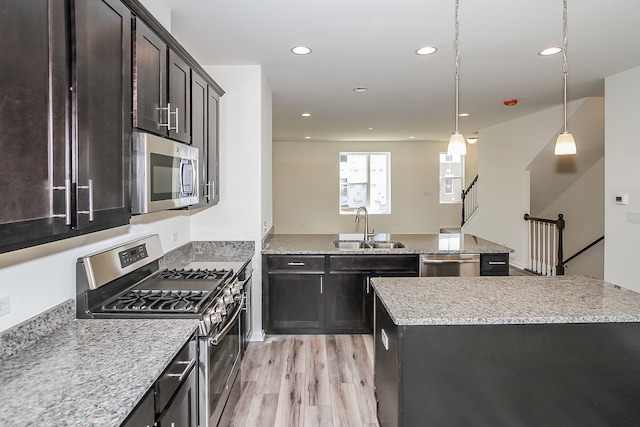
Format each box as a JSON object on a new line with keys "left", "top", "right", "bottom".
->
{"left": 371, "top": 275, "right": 640, "bottom": 326}
{"left": 0, "top": 316, "right": 198, "bottom": 426}
{"left": 262, "top": 233, "right": 512, "bottom": 255}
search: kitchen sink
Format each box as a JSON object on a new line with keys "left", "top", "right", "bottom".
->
{"left": 332, "top": 240, "right": 405, "bottom": 249}
{"left": 368, "top": 241, "right": 405, "bottom": 249}
{"left": 333, "top": 240, "right": 371, "bottom": 249}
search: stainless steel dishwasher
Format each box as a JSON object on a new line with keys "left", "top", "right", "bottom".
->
{"left": 420, "top": 253, "right": 480, "bottom": 276}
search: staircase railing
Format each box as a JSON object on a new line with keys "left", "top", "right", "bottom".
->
{"left": 461, "top": 175, "right": 479, "bottom": 226}
{"left": 523, "top": 213, "right": 565, "bottom": 276}
{"left": 563, "top": 235, "right": 604, "bottom": 267}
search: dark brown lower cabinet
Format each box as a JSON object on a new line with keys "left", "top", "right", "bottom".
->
{"left": 263, "top": 254, "right": 418, "bottom": 334}
{"left": 374, "top": 296, "right": 640, "bottom": 427}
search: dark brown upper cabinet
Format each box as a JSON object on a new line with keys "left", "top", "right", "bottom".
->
{"left": 133, "top": 17, "right": 191, "bottom": 144}
{"left": 0, "top": 0, "right": 132, "bottom": 254}
{"left": 190, "top": 71, "right": 220, "bottom": 207}
{"left": 72, "top": 0, "right": 132, "bottom": 231}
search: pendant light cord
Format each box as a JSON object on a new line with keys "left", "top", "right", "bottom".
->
{"left": 562, "top": 0, "right": 569, "bottom": 133}
{"left": 454, "top": 0, "right": 461, "bottom": 134}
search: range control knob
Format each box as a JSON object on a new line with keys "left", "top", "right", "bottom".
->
{"left": 214, "top": 304, "right": 226, "bottom": 315}
{"left": 230, "top": 284, "right": 241, "bottom": 295}
{"left": 210, "top": 312, "right": 223, "bottom": 324}
{"left": 223, "top": 294, "right": 233, "bottom": 304}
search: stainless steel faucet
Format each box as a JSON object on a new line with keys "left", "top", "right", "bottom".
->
{"left": 355, "top": 206, "right": 374, "bottom": 241}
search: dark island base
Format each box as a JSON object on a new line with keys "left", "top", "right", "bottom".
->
{"left": 374, "top": 298, "right": 640, "bottom": 427}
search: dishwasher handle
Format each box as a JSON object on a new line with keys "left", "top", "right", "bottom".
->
{"left": 422, "top": 258, "right": 479, "bottom": 264}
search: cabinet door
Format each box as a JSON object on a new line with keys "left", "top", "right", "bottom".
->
{"left": 0, "top": 0, "right": 70, "bottom": 252}
{"left": 156, "top": 366, "right": 197, "bottom": 427}
{"left": 267, "top": 273, "right": 324, "bottom": 332}
{"left": 168, "top": 49, "right": 191, "bottom": 143}
{"left": 206, "top": 86, "right": 220, "bottom": 205}
{"left": 191, "top": 71, "right": 208, "bottom": 203}
{"left": 73, "top": 0, "right": 131, "bottom": 230}
{"left": 121, "top": 387, "right": 155, "bottom": 427}
{"left": 133, "top": 17, "right": 167, "bottom": 135}
{"left": 328, "top": 273, "right": 372, "bottom": 332}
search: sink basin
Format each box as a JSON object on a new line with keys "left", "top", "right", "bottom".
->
{"left": 333, "top": 240, "right": 371, "bottom": 249}
{"left": 369, "top": 241, "right": 405, "bottom": 249}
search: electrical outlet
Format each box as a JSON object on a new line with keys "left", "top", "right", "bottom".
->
{"left": 0, "top": 296, "right": 10, "bottom": 317}
{"left": 627, "top": 212, "right": 640, "bottom": 224}
{"left": 171, "top": 232, "right": 178, "bottom": 242}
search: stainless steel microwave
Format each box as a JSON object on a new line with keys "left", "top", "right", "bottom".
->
{"left": 131, "top": 132, "right": 199, "bottom": 214}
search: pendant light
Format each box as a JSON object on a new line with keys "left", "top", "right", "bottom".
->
{"left": 448, "top": 0, "right": 466, "bottom": 156}
{"left": 554, "top": 0, "right": 577, "bottom": 155}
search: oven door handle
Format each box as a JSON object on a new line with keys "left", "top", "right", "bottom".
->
{"left": 209, "top": 294, "right": 244, "bottom": 346}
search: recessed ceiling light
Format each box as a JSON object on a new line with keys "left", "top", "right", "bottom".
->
{"left": 539, "top": 47, "right": 562, "bottom": 56}
{"left": 291, "top": 46, "right": 312, "bottom": 55}
{"left": 304, "top": 136, "right": 311, "bottom": 139}
{"left": 409, "top": 136, "right": 415, "bottom": 139}
{"left": 353, "top": 87, "right": 368, "bottom": 93}
{"left": 458, "top": 113, "right": 469, "bottom": 117}
{"left": 415, "top": 46, "right": 438, "bottom": 55}
{"left": 301, "top": 113, "right": 311, "bottom": 117}
{"left": 367, "top": 127, "right": 374, "bottom": 131}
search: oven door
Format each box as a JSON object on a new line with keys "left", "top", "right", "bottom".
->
{"left": 199, "top": 295, "right": 243, "bottom": 427}
{"left": 132, "top": 132, "right": 199, "bottom": 214}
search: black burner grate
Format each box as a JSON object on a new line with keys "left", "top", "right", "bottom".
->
{"left": 102, "top": 289, "right": 210, "bottom": 313}
{"left": 156, "top": 268, "right": 232, "bottom": 280}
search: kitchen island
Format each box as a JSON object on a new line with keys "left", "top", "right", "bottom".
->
{"left": 372, "top": 276, "right": 640, "bottom": 427}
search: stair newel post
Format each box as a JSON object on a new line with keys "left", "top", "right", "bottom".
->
{"left": 461, "top": 189, "right": 466, "bottom": 227}
{"left": 556, "top": 214, "right": 565, "bottom": 275}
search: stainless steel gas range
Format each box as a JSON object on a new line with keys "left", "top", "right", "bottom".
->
{"left": 76, "top": 234, "right": 251, "bottom": 427}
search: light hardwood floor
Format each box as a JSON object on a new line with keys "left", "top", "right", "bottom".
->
{"left": 231, "top": 335, "right": 379, "bottom": 427}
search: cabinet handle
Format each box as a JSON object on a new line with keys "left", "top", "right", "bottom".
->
{"left": 320, "top": 276, "right": 323, "bottom": 294}
{"left": 366, "top": 277, "right": 370, "bottom": 294}
{"left": 52, "top": 179, "right": 71, "bottom": 225}
{"left": 159, "top": 103, "right": 178, "bottom": 132}
{"left": 167, "top": 358, "right": 196, "bottom": 382}
{"left": 77, "top": 179, "right": 94, "bottom": 221}
{"left": 287, "top": 262, "right": 305, "bottom": 266}
{"left": 488, "top": 261, "right": 506, "bottom": 265}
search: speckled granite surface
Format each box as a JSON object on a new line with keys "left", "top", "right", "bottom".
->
{"left": 0, "top": 300, "right": 74, "bottom": 359}
{"left": 160, "top": 240, "right": 254, "bottom": 269}
{"left": 0, "top": 317, "right": 197, "bottom": 426}
{"left": 372, "top": 275, "right": 640, "bottom": 326}
{"left": 262, "top": 233, "right": 512, "bottom": 254}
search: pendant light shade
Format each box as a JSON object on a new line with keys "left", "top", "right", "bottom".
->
{"left": 448, "top": 133, "right": 467, "bottom": 156}
{"left": 555, "top": 131, "right": 576, "bottom": 155}
{"left": 447, "top": 0, "right": 466, "bottom": 156}
{"left": 554, "top": 0, "right": 577, "bottom": 156}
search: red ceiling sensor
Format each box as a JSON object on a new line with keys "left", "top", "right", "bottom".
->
{"left": 504, "top": 99, "right": 518, "bottom": 106}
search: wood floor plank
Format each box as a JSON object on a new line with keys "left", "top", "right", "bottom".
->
{"left": 305, "top": 335, "right": 331, "bottom": 406}
{"left": 346, "top": 335, "right": 377, "bottom": 424}
{"left": 274, "top": 372, "right": 305, "bottom": 426}
{"left": 284, "top": 335, "right": 306, "bottom": 373}
{"left": 326, "top": 335, "right": 352, "bottom": 384}
{"left": 329, "top": 383, "right": 363, "bottom": 427}
{"left": 362, "top": 333, "right": 375, "bottom": 366}
{"left": 304, "top": 406, "right": 334, "bottom": 427}
{"left": 254, "top": 336, "right": 288, "bottom": 394}
{"left": 230, "top": 381, "right": 256, "bottom": 427}
{"left": 241, "top": 341, "right": 262, "bottom": 382}
{"left": 244, "top": 393, "right": 279, "bottom": 427}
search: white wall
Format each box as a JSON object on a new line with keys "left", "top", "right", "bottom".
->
{"left": 272, "top": 140, "right": 465, "bottom": 234}
{"left": 190, "top": 65, "right": 271, "bottom": 339}
{"left": 138, "top": 0, "right": 171, "bottom": 31}
{"left": 604, "top": 66, "right": 640, "bottom": 291}
{"left": 462, "top": 99, "right": 587, "bottom": 268}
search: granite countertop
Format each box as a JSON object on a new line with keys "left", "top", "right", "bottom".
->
{"left": 262, "top": 233, "right": 512, "bottom": 255}
{"left": 371, "top": 275, "right": 640, "bottom": 326}
{"left": 0, "top": 315, "right": 198, "bottom": 426}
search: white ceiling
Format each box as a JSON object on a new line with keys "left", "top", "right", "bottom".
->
{"left": 162, "top": 0, "right": 640, "bottom": 143}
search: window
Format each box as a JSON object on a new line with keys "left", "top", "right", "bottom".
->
{"left": 339, "top": 152, "right": 390, "bottom": 214}
{"left": 439, "top": 152, "right": 464, "bottom": 203}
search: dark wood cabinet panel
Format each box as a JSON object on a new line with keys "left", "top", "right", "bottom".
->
{"left": 0, "top": 0, "right": 72, "bottom": 252}
{"left": 168, "top": 50, "right": 191, "bottom": 144}
{"left": 480, "top": 253, "right": 510, "bottom": 276}
{"left": 267, "top": 273, "right": 325, "bottom": 332}
{"left": 132, "top": 17, "right": 167, "bottom": 135}
{"left": 72, "top": 0, "right": 131, "bottom": 231}
{"left": 206, "top": 86, "right": 220, "bottom": 205}
{"left": 328, "top": 273, "right": 371, "bottom": 332}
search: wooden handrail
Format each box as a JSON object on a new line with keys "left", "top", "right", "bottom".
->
{"left": 563, "top": 235, "right": 604, "bottom": 266}
{"left": 461, "top": 175, "right": 479, "bottom": 226}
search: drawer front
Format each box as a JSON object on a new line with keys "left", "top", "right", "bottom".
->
{"left": 266, "top": 255, "right": 325, "bottom": 272}
{"left": 480, "top": 253, "right": 509, "bottom": 276}
{"left": 330, "top": 255, "right": 419, "bottom": 273}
